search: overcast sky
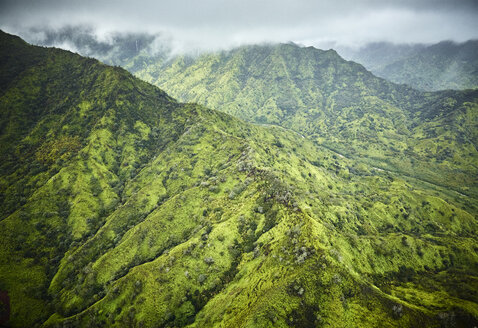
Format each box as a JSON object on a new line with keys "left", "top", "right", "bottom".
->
{"left": 1, "top": 0, "right": 478, "bottom": 51}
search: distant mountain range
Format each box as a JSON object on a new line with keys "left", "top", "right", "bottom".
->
{"left": 0, "top": 30, "right": 477, "bottom": 327}
{"left": 18, "top": 27, "right": 478, "bottom": 92}
{"left": 339, "top": 41, "right": 478, "bottom": 91}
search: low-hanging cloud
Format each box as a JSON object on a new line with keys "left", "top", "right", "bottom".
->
{"left": 1, "top": 0, "right": 477, "bottom": 52}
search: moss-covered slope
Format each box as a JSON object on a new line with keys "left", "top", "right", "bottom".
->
{"left": 0, "top": 31, "right": 477, "bottom": 328}
{"left": 131, "top": 43, "right": 478, "bottom": 199}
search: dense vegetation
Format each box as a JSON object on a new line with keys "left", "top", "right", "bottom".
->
{"left": 130, "top": 43, "right": 478, "bottom": 199}
{"left": 0, "top": 31, "right": 477, "bottom": 328}
{"left": 340, "top": 41, "right": 478, "bottom": 91}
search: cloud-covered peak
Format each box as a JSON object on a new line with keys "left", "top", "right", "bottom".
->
{"left": 1, "top": 0, "right": 477, "bottom": 52}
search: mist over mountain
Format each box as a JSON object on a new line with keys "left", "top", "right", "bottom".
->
{"left": 2, "top": 0, "right": 478, "bottom": 51}
{"left": 14, "top": 26, "right": 172, "bottom": 68}
{"left": 337, "top": 42, "right": 428, "bottom": 72}
{"left": 10, "top": 25, "right": 478, "bottom": 94}
{"left": 339, "top": 40, "right": 478, "bottom": 91}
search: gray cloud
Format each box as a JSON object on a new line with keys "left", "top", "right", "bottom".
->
{"left": 1, "top": 0, "right": 477, "bottom": 52}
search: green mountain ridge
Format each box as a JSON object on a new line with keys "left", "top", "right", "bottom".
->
{"left": 130, "top": 43, "right": 478, "bottom": 199}
{"left": 0, "top": 31, "right": 477, "bottom": 328}
{"left": 17, "top": 27, "right": 478, "bottom": 92}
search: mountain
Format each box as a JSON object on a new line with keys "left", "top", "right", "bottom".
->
{"left": 337, "top": 42, "right": 427, "bottom": 72}
{"left": 20, "top": 27, "right": 478, "bottom": 92}
{"left": 131, "top": 43, "right": 478, "bottom": 199}
{"left": 18, "top": 25, "right": 170, "bottom": 73}
{"left": 339, "top": 41, "right": 478, "bottom": 91}
{"left": 1, "top": 31, "right": 477, "bottom": 328}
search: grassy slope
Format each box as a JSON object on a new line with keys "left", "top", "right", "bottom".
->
{"left": 0, "top": 31, "right": 192, "bottom": 326}
{"left": 131, "top": 43, "right": 478, "bottom": 199}
{"left": 0, "top": 31, "right": 477, "bottom": 327}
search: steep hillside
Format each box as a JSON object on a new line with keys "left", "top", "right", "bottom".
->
{"left": 340, "top": 41, "right": 478, "bottom": 91}
{"left": 0, "top": 31, "right": 477, "bottom": 328}
{"left": 132, "top": 43, "right": 478, "bottom": 198}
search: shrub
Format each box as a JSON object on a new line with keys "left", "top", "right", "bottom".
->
{"left": 204, "top": 257, "right": 215, "bottom": 265}
{"left": 198, "top": 274, "right": 207, "bottom": 284}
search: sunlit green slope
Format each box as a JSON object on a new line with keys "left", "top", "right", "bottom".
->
{"left": 132, "top": 43, "right": 478, "bottom": 199}
{"left": 0, "top": 31, "right": 477, "bottom": 328}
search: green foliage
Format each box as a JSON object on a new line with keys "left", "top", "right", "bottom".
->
{"left": 132, "top": 42, "right": 478, "bottom": 200}
{"left": 0, "top": 31, "right": 477, "bottom": 328}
